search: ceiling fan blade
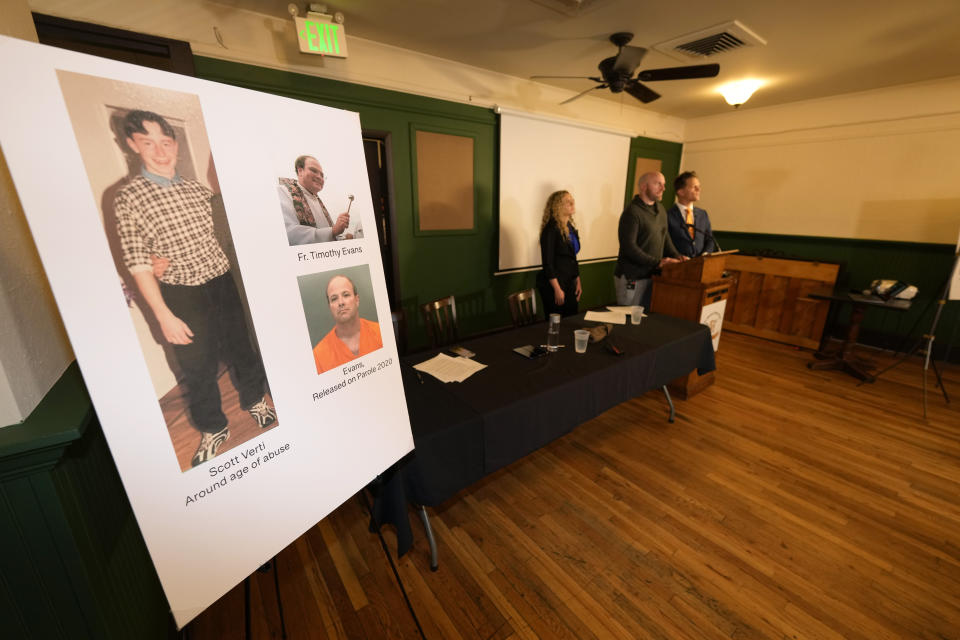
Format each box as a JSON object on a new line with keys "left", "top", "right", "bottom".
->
{"left": 611, "top": 45, "right": 648, "bottom": 76}
{"left": 530, "top": 75, "right": 597, "bottom": 80}
{"left": 624, "top": 81, "right": 661, "bottom": 104}
{"left": 559, "top": 84, "right": 605, "bottom": 105}
{"left": 637, "top": 63, "right": 720, "bottom": 82}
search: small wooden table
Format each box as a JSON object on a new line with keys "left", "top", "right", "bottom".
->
{"left": 807, "top": 292, "right": 911, "bottom": 382}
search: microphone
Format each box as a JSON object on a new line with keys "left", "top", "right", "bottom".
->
{"left": 685, "top": 223, "right": 721, "bottom": 255}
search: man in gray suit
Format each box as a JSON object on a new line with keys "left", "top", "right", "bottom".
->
{"left": 667, "top": 171, "right": 716, "bottom": 258}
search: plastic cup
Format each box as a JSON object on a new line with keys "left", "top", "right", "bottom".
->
{"left": 630, "top": 306, "right": 644, "bottom": 325}
{"left": 574, "top": 329, "right": 590, "bottom": 353}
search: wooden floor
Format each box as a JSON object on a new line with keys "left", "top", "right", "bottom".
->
{"left": 186, "top": 332, "right": 960, "bottom": 639}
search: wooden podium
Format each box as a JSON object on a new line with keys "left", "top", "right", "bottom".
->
{"left": 651, "top": 253, "right": 734, "bottom": 398}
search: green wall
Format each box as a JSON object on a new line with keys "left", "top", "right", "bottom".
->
{"left": 625, "top": 136, "right": 684, "bottom": 206}
{"left": 0, "top": 364, "right": 172, "bottom": 638}
{"left": 194, "top": 57, "right": 682, "bottom": 348}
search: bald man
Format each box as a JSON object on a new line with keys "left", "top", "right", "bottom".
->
{"left": 313, "top": 274, "right": 383, "bottom": 373}
{"left": 614, "top": 171, "right": 683, "bottom": 308}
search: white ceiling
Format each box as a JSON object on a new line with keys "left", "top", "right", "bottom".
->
{"left": 30, "top": 0, "right": 960, "bottom": 118}
{"left": 279, "top": 0, "right": 960, "bottom": 118}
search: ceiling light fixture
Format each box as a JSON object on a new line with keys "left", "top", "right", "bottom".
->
{"left": 718, "top": 79, "right": 763, "bottom": 108}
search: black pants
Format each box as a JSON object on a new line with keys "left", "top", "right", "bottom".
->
{"left": 539, "top": 280, "right": 579, "bottom": 318}
{"left": 160, "top": 272, "right": 265, "bottom": 433}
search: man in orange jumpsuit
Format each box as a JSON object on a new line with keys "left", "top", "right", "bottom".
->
{"left": 313, "top": 274, "right": 382, "bottom": 373}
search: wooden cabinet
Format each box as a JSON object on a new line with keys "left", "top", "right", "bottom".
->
{"left": 722, "top": 255, "right": 839, "bottom": 349}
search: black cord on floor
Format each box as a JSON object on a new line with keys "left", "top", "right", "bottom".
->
{"left": 360, "top": 491, "right": 427, "bottom": 640}
{"left": 243, "top": 559, "right": 287, "bottom": 639}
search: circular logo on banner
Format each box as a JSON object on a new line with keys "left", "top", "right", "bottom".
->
{"left": 705, "top": 311, "right": 723, "bottom": 340}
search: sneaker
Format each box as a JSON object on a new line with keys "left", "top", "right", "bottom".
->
{"left": 248, "top": 397, "right": 277, "bottom": 428}
{"left": 191, "top": 425, "right": 229, "bottom": 467}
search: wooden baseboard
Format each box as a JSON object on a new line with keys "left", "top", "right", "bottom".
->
{"left": 723, "top": 322, "right": 820, "bottom": 350}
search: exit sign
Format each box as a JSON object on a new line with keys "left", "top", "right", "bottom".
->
{"left": 294, "top": 16, "right": 348, "bottom": 58}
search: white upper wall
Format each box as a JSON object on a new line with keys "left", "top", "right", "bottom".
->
{"left": 30, "top": 0, "right": 686, "bottom": 142}
{"left": 1, "top": 0, "right": 73, "bottom": 427}
{"left": 682, "top": 76, "right": 960, "bottom": 243}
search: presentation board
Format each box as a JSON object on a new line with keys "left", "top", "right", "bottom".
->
{"left": 951, "top": 228, "right": 960, "bottom": 301}
{"left": 498, "top": 110, "right": 631, "bottom": 272}
{"left": 0, "top": 36, "right": 413, "bottom": 628}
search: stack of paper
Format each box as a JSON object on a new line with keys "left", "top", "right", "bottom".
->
{"left": 585, "top": 310, "right": 626, "bottom": 324}
{"left": 583, "top": 306, "right": 649, "bottom": 324}
{"left": 606, "top": 305, "right": 647, "bottom": 318}
{"left": 414, "top": 353, "right": 487, "bottom": 383}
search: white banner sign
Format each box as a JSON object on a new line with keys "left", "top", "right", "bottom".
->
{"left": 0, "top": 36, "right": 412, "bottom": 628}
{"left": 700, "top": 298, "right": 727, "bottom": 351}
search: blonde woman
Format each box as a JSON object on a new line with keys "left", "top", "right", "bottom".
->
{"left": 537, "top": 190, "right": 582, "bottom": 317}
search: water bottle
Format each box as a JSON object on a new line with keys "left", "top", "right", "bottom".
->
{"left": 546, "top": 314, "right": 561, "bottom": 352}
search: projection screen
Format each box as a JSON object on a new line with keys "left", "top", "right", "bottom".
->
{"left": 498, "top": 110, "right": 631, "bottom": 272}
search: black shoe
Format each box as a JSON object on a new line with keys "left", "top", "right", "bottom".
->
{"left": 191, "top": 425, "right": 230, "bottom": 467}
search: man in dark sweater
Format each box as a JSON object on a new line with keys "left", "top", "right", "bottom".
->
{"left": 613, "top": 171, "right": 684, "bottom": 308}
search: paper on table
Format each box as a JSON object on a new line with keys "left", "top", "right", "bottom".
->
{"left": 414, "top": 353, "right": 487, "bottom": 383}
{"left": 606, "top": 305, "right": 648, "bottom": 317}
{"left": 585, "top": 310, "right": 627, "bottom": 324}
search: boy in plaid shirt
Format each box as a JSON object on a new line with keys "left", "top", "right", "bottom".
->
{"left": 116, "top": 110, "right": 276, "bottom": 467}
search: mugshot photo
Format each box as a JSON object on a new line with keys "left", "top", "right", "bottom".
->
{"left": 56, "top": 70, "right": 279, "bottom": 472}
{"left": 297, "top": 264, "right": 383, "bottom": 374}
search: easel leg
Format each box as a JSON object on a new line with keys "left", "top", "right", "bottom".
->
{"left": 271, "top": 556, "right": 287, "bottom": 639}
{"left": 920, "top": 269, "right": 957, "bottom": 416}
{"left": 244, "top": 575, "right": 251, "bottom": 640}
{"left": 930, "top": 357, "right": 950, "bottom": 404}
{"left": 861, "top": 252, "right": 957, "bottom": 413}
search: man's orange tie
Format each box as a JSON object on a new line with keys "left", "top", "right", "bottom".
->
{"left": 686, "top": 206, "right": 695, "bottom": 239}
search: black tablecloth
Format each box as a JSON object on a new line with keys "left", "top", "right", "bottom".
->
{"left": 373, "top": 312, "right": 715, "bottom": 554}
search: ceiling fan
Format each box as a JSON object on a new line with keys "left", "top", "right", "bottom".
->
{"left": 531, "top": 32, "right": 720, "bottom": 105}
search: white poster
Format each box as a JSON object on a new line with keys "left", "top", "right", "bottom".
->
{"left": 700, "top": 298, "right": 727, "bottom": 351}
{"left": 0, "top": 36, "right": 413, "bottom": 628}
{"left": 950, "top": 227, "right": 960, "bottom": 301}
{"left": 498, "top": 110, "right": 631, "bottom": 271}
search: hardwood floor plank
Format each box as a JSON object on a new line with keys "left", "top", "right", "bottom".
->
{"left": 443, "top": 523, "right": 536, "bottom": 640}
{"left": 302, "top": 525, "right": 369, "bottom": 639}
{"left": 394, "top": 550, "right": 465, "bottom": 640}
{"left": 294, "top": 537, "right": 349, "bottom": 639}
{"left": 396, "top": 517, "right": 507, "bottom": 640}
{"left": 317, "top": 519, "right": 369, "bottom": 611}
{"left": 271, "top": 546, "right": 329, "bottom": 640}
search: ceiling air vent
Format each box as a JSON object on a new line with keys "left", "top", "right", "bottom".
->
{"left": 527, "top": 0, "right": 601, "bottom": 17}
{"left": 654, "top": 20, "right": 766, "bottom": 62}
